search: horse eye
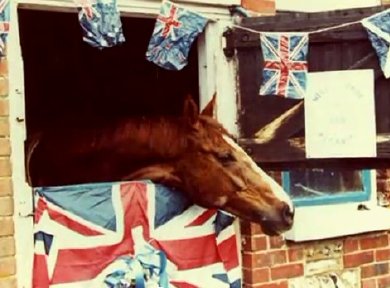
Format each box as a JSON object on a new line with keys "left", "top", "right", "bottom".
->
{"left": 217, "top": 153, "right": 236, "bottom": 164}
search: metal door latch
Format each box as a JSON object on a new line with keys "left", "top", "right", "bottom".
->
{"left": 19, "top": 212, "right": 34, "bottom": 218}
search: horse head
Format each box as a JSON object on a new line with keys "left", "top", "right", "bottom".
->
{"left": 130, "top": 95, "right": 294, "bottom": 236}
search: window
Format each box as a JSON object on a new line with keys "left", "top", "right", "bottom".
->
{"left": 282, "top": 169, "right": 371, "bottom": 207}
{"left": 281, "top": 169, "right": 390, "bottom": 242}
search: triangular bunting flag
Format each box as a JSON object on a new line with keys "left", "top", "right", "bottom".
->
{"left": 146, "top": 0, "right": 208, "bottom": 70}
{"left": 259, "top": 32, "right": 309, "bottom": 99}
{"left": 362, "top": 9, "right": 390, "bottom": 78}
{"left": 74, "top": 0, "right": 125, "bottom": 49}
{"left": 0, "top": 0, "right": 10, "bottom": 56}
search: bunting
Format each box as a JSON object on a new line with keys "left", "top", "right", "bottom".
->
{"left": 0, "top": 0, "right": 9, "bottom": 56}
{"left": 259, "top": 33, "right": 309, "bottom": 99}
{"left": 362, "top": 9, "right": 390, "bottom": 78}
{"left": 146, "top": 0, "right": 208, "bottom": 70}
{"left": 74, "top": 0, "right": 125, "bottom": 49}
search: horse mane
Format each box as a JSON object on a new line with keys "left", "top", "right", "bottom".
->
{"left": 26, "top": 95, "right": 236, "bottom": 187}
{"left": 28, "top": 113, "right": 231, "bottom": 166}
{"left": 98, "top": 113, "right": 233, "bottom": 159}
{"left": 110, "top": 116, "right": 190, "bottom": 159}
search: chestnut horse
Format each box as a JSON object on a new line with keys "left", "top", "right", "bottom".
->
{"left": 27, "top": 95, "right": 294, "bottom": 235}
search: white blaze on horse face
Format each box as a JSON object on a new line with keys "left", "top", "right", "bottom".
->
{"left": 223, "top": 136, "right": 294, "bottom": 211}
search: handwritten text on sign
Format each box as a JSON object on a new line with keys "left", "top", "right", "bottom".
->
{"left": 305, "top": 70, "right": 376, "bottom": 158}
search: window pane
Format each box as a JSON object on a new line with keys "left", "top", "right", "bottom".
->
{"left": 288, "top": 168, "right": 364, "bottom": 199}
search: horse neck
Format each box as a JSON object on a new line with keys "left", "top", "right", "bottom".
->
{"left": 110, "top": 116, "right": 189, "bottom": 159}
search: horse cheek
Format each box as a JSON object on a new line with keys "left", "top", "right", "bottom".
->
{"left": 175, "top": 157, "right": 219, "bottom": 207}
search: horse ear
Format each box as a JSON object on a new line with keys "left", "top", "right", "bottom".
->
{"left": 183, "top": 94, "right": 199, "bottom": 126}
{"left": 200, "top": 93, "right": 216, "bottom": 117}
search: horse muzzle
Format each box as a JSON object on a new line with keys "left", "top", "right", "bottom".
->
{"left": 258, "top": 202, "right": 295, "bottom": 236}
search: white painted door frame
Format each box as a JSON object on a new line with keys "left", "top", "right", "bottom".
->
{"left": 9, "top": 1, "right": 34, "bottom": 288}
{"left": 16, "top": 0, "right": 238, "bottom": 19}
{"left": 8, "top": 1, "right": 238, "bottom": 287}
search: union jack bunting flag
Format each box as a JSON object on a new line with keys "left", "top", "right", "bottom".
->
{"left": 362, "top": 9, "right": 390, "bottom": 78}
{"left": 33, "top": 181, "right": 241, "bottom": 288}
{"left": 0, "top": 0, "right": 10, "bottom": 56}
{"left": 146, "top": 1, "right": 208, "bottom": 70}
{"left": 259, "top": 33, "right": 309, "bottom": 99}
{"left": 74, "top": 0, "right": 125, "bottom": 49}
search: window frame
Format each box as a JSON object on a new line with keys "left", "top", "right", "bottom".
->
{"left": 281, "top": 169, "right": 372, "bottom": 207}
{"left": 282, "top": 170, "right": 390, "bottom": 242}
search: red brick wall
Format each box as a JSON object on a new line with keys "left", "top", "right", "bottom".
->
{"left": 241, "top": 221, "right": 302, "bottom": 287}
{"left": 241, "top": 170, "right": 390, "bottom": 288}
{"left": 241, "top": 0, "right": 276, "bottom": 15}
{"left": 0, "top": 55, "right": 17, "bottom": 288}
{"left": 241, "top": 223, "right": 390, "bottom": 287}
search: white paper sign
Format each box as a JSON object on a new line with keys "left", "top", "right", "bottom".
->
{"left": 305, "top": 70, "right": 377, "bottom": 158}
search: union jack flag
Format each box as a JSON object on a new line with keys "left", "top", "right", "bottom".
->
{"left": 33, "top": 181, "right": 241, "bottom": 288}
{"left": 259, "top": 33, "right": 309, "bottom": 99}
{"left": 362, "top": 9, "right": 390, "bottom": 79}
{"left": 0, "top": 0, "right": 9, "bottom": 56}
{"left": 146, "top": 0, "right": 208, "bottom": 70}
{"left": 74, "top": 0, "right": 125, "bottom": 49}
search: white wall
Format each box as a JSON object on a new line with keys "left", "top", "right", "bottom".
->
{"left": 276, "top": 0, "right": 381, "bottom": 12}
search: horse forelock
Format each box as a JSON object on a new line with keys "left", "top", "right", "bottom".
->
{"left": 197, "top": 115, "right": 236, "bottom": 142}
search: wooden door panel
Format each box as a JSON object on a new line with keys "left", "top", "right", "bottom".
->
{"left": 227, "top": 6, "right": 390, "bottom": 167}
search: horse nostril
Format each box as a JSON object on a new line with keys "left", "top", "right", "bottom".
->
{"left": 282, "top": 203, "right": 294, "bottom": 226}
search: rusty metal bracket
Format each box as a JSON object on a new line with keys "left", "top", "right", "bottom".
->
{"left": 223, "top": 28, "right": 235, "bottom": 58}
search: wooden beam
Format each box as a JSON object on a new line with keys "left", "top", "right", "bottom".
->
{"left": 239, "top": 133, "right": 390, "bottom": 166}
{"left": 228, "top": 6, "right": 390, "bottom": 49}
{"left": 253, "top": 101, "right": 303, "bottom": 143}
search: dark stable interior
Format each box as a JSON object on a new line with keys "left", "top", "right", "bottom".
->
{"left": 18, "top": 9, "right": 199, "bottom": 135}
{"left": 18, "top": 9, "right": 199, "bottom": 185}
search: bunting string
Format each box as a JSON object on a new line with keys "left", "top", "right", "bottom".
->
{"left": 231, "top": 18, "right": 364, "bottom": 35}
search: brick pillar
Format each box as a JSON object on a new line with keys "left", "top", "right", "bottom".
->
{"left": 240, "top": 169, "right": 304, "bottom": 287}
{"left": 0, "top": 55, "right": 17, "bottom": 288}
{"left": 241, "top": 220, "right": 305, "bottom": 288}
{"left": 241, "top": 0, "right": 276, "bottom": 15}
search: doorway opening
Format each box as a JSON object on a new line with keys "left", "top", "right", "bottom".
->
{"left": 18, "top": 8, "right": 200, "bottom": 185}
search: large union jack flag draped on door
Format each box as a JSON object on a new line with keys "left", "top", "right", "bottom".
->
{"left": 33, "top": 181, "right": 241, "bottom": 288}
{"left": 362, "top": 9, "right": 390, "bottom": 79}
{"left": 0, "top": 0, "right": 10, "bottom": 56}
{"left": 259, "top": 32, "right": 309, "bottom": 99}
{"left": 74, "top": 0, "right": 125, "bottom": 49}
{"left": 146, "top": 0, "right": 208, "bottom": 70}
